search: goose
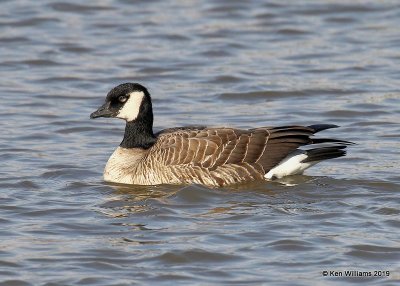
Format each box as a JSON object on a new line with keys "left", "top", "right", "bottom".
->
{"left": 90, "top": 83, "right": 352, "bottom": 187}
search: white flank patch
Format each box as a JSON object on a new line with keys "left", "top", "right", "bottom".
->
{"left": 264, "top": 150, "right": 319, "bottom": 180}
{"left": 116, "top": 91, "right": 145, "bottom": 122}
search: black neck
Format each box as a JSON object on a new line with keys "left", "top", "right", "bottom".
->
{"left": 120, "top": 118, "right": 156, "bottom": 149}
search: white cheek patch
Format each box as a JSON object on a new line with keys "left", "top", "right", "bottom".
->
{"left": 116, "top": 91, "right": 145, "bottom": 122}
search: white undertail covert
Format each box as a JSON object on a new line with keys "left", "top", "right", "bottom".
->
{"left": 265, "top": 150, "right": 319, "bottom": 180}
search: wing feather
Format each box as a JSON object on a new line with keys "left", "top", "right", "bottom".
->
{"left": 149, "top": 125, "right": 345, "bottom": 183}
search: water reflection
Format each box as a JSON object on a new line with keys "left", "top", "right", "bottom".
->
{"left": 99, "top": 177, "right": 308, "bottom": 220}
{"left": 99, "top": 183, "right": 181, "bottom": 217}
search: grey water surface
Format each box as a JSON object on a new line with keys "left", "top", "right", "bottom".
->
{"left": 1, "top": 0, "right": 399, "bottom": 285}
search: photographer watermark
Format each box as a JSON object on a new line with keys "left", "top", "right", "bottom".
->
{"left": 322, "top": 270, "right": 390, "bottom": 278}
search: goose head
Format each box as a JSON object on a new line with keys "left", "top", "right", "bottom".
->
{"left": 90, "top": 83, "right": 153, "bottom": 123}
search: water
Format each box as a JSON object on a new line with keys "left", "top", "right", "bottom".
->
{"left": 1, "top": 0, "right": 399, "bottom": 285}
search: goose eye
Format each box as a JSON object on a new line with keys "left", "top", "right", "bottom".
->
{"left": 118, "top": 95, "right": 128, "bottom": 103}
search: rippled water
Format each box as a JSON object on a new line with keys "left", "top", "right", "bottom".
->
{"left": 1, "top": 0, "right": 399, "bottom": 285}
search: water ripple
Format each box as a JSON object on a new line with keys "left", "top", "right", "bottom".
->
{"left": 0, "top": 0, "right": 399, "bottom": 285}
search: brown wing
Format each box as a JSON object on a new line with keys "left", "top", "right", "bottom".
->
{"left": 151, "top": 127, "right": 239, "bottom": 167}
{"left": 150, "top": 126, "right": 315, "bottom": 172}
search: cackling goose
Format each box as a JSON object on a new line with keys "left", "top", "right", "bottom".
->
{"left": 90, "top": 83, "right": 353, "bottom": 187}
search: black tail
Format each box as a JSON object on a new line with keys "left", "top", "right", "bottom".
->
{"left": 308, "top": 124, "right": 339, "bottom": 133}
{"left": 308, "top": 124, "right": 355, "bottom": 145}
{"left": 302, "top": 146, "right": 347, "bottom": 163}
{"left": 311, "top": 138, "right": 355, "bottom": 145}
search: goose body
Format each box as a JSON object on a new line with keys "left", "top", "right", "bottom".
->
{"left": 91, "top": 83, "right": 352, "bottom": 187}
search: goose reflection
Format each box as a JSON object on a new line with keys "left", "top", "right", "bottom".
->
{"left": 98, "top": 183, "right": 183, "bottom": 218}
